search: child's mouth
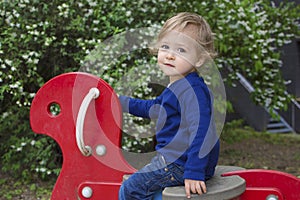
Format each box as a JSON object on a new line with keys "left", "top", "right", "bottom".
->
{"left": 164, "top": 63, "right": 175, "bottom": 68}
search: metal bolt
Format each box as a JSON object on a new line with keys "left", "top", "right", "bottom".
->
{"left": 83, "top": 145, "right": 92, "bottom": 157}
{"left": 82, "top": 186, "right": 93, "bottom": 198}
{"left": 96, "top": 144, "right": 106, "bottom": 156}
{"left": 266, "top": 195, "right": 278, "bottom": 200}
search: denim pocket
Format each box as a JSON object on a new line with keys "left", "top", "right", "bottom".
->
{"left": 147, "top": 162, "right": 184, "bottom": 192}
{"left": 168, "top": 163, "right": 184, "bottom": 185}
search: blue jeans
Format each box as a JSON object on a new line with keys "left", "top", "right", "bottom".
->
{"left": 119, "top": 154, "right": 184, "bottom": 200}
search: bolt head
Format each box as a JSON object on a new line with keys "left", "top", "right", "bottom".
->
{"left": 266, "top": 195, "right": 278, "bottom": 200}
{"left": 82, "top": 186, "right": 93, "bottom": 198}
{"left": 96, "top": 144, "right": 106, "bottom": 156}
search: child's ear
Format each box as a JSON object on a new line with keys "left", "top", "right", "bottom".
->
{"left": 195, "top": 58, "right": 205, "bottom": 68}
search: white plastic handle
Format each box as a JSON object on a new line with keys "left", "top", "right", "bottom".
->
{"left": 76, "top": 88, "right": 100, "bottom": 156}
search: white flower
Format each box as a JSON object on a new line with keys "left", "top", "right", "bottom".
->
{"left": 16, "top": 147, "right": 22, "bottom": 152}
{"left": 275, "top": 22, "right": 281, "bottom": 28}
{"left": 30, "top": 140, "right": 36, "bottom": 147}
{"left": 125, "top": 11, "right": 132, "bottom": 17}
{"left": 40, "top": 168, "right": 46, "bottom": 173}
{"left": 5, "top": 59, "right": 12, "bottom": 66}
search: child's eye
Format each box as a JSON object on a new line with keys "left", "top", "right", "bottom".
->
{"left": 177, "top": 48, "right": 186, "bottom": 53}
{"left": 161, "top": 44, "right": 169, "bottom": 49}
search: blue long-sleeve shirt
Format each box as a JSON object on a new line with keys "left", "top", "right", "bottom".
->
{"left": 119, "top": 72, "right": 219, "bottom": 181}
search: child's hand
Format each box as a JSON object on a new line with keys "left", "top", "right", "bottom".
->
{"left": 184, "top": 179, "right": 207, "bottom": 199}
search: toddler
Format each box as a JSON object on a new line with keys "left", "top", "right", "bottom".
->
{"left": 119, "top": 12, "right": 219, "bottom": 199}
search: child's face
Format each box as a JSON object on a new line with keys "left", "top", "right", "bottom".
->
{"left": 157, "top": 27, "right": 204, "bottom": 82}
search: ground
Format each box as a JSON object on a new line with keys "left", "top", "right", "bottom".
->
{"left": 1, "top": 126, "right": 300, "bottom": 199}
{"left": 219, "top": 127, "right": 300, "bottom": 176}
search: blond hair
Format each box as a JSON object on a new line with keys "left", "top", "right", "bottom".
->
{"left": 154, "top": 12, "right": 216, "bottom": 59}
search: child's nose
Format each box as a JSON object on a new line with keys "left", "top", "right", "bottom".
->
{"left": 166, "top": 51, "right": 175, "bottom": 60}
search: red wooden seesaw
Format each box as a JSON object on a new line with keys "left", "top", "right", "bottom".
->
{"left": 30, "top": 72, "right": 300, "bottom": 200}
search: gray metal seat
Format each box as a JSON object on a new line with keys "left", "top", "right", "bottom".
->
{"left": 162, "top": 166, "right": 246, "bottom": 200}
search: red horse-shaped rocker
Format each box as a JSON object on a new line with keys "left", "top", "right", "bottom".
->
{"left": 30, "top": 72, "right": 300, "bottom": 200}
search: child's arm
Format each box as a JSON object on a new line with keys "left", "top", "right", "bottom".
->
{"left": 119, "top": 95, "right": 161, "bottom": 118}
{"left": 181, "top": 85, "right": 217, "bottom": 197}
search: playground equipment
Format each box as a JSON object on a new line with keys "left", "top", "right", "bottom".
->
{"left": 30, "top": 72, "right": 300, "bottom": 199}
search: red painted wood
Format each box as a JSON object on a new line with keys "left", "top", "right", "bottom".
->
{"left": 30, "top": 72, "right": 136, "bottom": 199}
{"left": 223, "top": 169, "right": 300, "bottom": 200}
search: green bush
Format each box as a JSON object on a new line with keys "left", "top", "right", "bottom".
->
{"left": 0, "top": 0, "right": 299, "bottom": 180}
